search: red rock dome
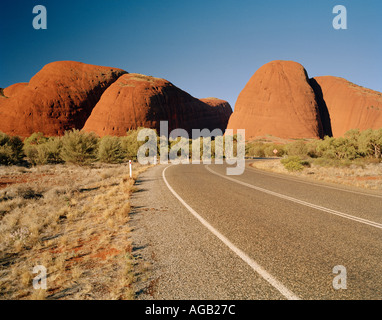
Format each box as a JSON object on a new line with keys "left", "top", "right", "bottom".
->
{"left": 83, "top": 73, "right": 232, "bottom": 137}
{"left": 0, "top": 61, "right": 126, "bottom": 137}
{"left": 227, "top": 60, "right": 324, "bottom": 139}
{"left": 311, "top": 76, "right": 382, "bottom": 137}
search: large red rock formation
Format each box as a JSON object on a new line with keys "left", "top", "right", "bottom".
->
{"left": 0, "top": 61, "right": 126, "bottom": 137}
{"left": 311, "top": 76, "right": 382, "bottom": 137}
{"left": 3, "top": 83, "right": 28, "bottom": 98}
{"left": 227, "top": 60, "right": 324, "bottom": 139}
{"left": 83, "top": 73, "right": 232, "bottom": 137}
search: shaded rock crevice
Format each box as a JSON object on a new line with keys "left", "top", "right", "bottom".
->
{"left": 309, "top": 78, "right": 333, "bottom": 138}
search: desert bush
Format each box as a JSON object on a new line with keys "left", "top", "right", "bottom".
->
{"left": 358, "top": 128, "right": 382, "bottom": 159}
{"left": 264, "top": 144, "right": 285, "bottom": 157}
{"left": 305, "top": 140, "right": 321, "bottom": 158}
{"left": 24, "top": 132, "right": 48, "bottom": 146}
{"left": 316, "top": 136, "right": 358, "bottom": 160}
{"left": 121, "top": 128, "right": 146, "bottom": 160}
{"left": 0, "top": 145, "right": 14, "bottom": 165}
{"left": 246, "top": 142, "right": 265, "bottom": 157}
{"left": 98, "top": 136, "right": 126, "bottom": 164}
{"left": 251, "top": 145, "right": 266, "bottom": 158}
{"left": 0, "top": 132, "right": 24, "bottom": 165}
{"left": 281, "top": 156, "right": 307, "bottom": 172}
{"left": 24, "top": 135, "right": 62, "bottom": 165}
{"left": 60, "top": 130, "right": 99, "bottom": 165}
{"left": 286, "top": 140, "right": 308, "bottom": 157}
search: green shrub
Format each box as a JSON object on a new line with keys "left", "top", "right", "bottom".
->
{"left": 358, "top": 128, "right": 382, "bottom": 158}
{"left": 121, "top": 128, "right": 146, "bottom": 160}
{"left": 0, "top": 145, "right": 14, "bottom": 165}
{"left": 264, "top": 144, "right": 285, "bottom": 157}
{"left": 24, "top": 136, "right": 62, "bottom": 165}
{"left": 98, "top": 136, "right": 126, "bottom": 164}
{"left": 24, "top": 132, "right": 48, "bottom": 146}
{"left": 286, "top": 140, "right": 308, "bottom": 157}
{"left": 250, "top": 145, "right": 266, "bottom": 158}
{"left": 316, "top": 136, "right": 358, "bottom": 160}
{"left": 60, "top": 130, "right": 99, "bottom": 165}
{"left": 281, "top": 156, "right": 306, "bottom": 172}
{"left": 0, "top": 132, "right": 24, "bottom": 165}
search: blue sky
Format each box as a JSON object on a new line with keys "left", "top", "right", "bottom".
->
{"left": 0, "top": 0, "right": 381, "bottom": 108}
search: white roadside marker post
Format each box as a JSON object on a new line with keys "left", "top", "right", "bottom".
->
{"left": 129, "top": 160, "right": 132, "bottom": 178}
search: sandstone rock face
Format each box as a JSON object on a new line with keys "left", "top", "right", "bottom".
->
{"left": 311, "top": 76, "right": 382, "bottom": 137}
{"left": 226, "top": 60, "right": 324, "bottom": 139}
{"left": 0, "top": 61, "right": 126, "bottom": 137}
{"left": 3, "top": 83, "right": 28, "bottom": 98}
{"left": 83, "top": 74, "right": 232, "bottom": 137}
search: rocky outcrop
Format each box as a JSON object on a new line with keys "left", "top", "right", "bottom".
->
{"left": 3, "top": 83, "right": 28, "bottom": 98}
{"left": 311, "top": 76, "right": 382, "bottom": 137}
{"left": 226, "top": 60, "right": 324, "bottom": 139}
{"left": 83, "top": 73, "right": 232, "bottom": 137}
{"left": 0, "top": 61, "right": 126, "bottom": 137}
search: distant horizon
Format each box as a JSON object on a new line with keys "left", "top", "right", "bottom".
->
{"left": 1, "top": 0, "right": 381, "bottom": 108}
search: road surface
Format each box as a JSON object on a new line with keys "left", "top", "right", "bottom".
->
{"left": 131, "top": 161, "right": 382, "bottom": 300}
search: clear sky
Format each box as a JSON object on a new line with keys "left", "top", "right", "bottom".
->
{"left": 0, "top": 0, "right": 381, "bottom": 108}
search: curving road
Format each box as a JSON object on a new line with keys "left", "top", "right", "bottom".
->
{"left": 131, "top": 161, "right": 382, "bottom": 300}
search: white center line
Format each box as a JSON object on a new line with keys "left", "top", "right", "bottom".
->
{"left": 206, "top": 165, "right": 382, "bottom": 230}
{"left": 162, "top": 165, "right": 300, "bottom": 301}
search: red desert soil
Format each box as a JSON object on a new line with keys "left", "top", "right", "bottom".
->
{"left": 0, "top": 173, "right": 56, "bottom": 190}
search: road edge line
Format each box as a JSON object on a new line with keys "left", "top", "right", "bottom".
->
{"left": 206, "top": 165, "right": 382, "bottom": 230}
{"left": 162, "top": 165, "right": 300, "bottom": 301}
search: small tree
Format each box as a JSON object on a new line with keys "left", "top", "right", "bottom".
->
{"left": 358, "top": 129, "right": 382, "bottom": 158}
{"left": 98, "top": 136, "right": 126, "bottom": 164}
{"left": 0, "top": 132, "right": 24, "bottom": 165}
{"left": 24, "top": 132, "right": 48, "bottom": 146}
{"left": 60, "top": 130, "right": 99, "bottom": 165}
{"left": 24, "top": 133, "right": 63, "bottom": 165}
{"left": 121, "top": 128, "right": 146, "bottom": 160}
{"left": 286, "top": 140, "right": 308, "bottom": 157}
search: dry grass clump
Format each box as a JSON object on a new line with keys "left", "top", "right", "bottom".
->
{"left": 0, "top": 162, "right": 150, "bottom": 300}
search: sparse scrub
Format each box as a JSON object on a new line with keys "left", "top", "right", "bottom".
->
{"left": 249, "top": 129, "right": 382, "bottom": 189}
{"left": 0, "top": 162, "right": 150, "bottom": 300}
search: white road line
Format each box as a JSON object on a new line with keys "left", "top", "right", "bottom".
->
{"left": 206, "top": 165, "right": 382, "bottom": 230}
{"left": 247, "top": 162, "right": 382, "bottom": 199}
{"left": 162, "top": 165, "right": 300, "bottom": 301}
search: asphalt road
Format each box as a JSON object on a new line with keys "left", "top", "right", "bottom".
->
{"left": 131, "top": 161, "right": 382, "bottom": 300}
